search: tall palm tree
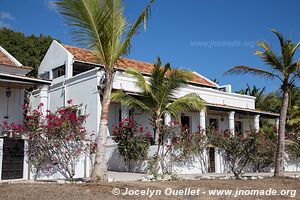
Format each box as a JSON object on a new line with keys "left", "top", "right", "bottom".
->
{"left": 225, "top": 29, "right": 300, "bottom": 176}
{"left": 55, "top": 0, "right": 154, "bottom": 182}
{"left": 111, "top": 57, "right": 205, "bottom": 145}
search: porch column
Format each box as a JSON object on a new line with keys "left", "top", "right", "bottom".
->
{"left": 39, "top": 85, "right": 49, "bottom": 114}
{"left": 254, "top": 115, "right": 260, "bottom": 133}
{"left": 228, "top": 111, "right": 235, "bottom": 136}
{"left": 276, "top": 118, "right": 280, "bottom": 134}
{"left": 121, "top": 104, "right": 129, "bottom": 120}
{"left": 164, "top": 113, "right": 171, "bottom": 126}
{"left": 199, "top": 110, "right": 206, "bottom": 133}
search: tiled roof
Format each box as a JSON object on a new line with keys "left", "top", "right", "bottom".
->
{"left": 0, "top": 48, "right": 32, "bottom": 70}
{"left": 62, "top": 44, "right": 217, "bottom": 87}
{"left": 0, "top": 51, "right": 16, "bottom": 66}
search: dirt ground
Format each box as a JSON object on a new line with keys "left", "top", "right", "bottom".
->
{"left": 0, "top": 178, "right": 299, "bottom": 200}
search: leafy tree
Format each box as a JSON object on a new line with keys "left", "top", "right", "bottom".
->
{"left": 0, "top": 28, "right": 58, "bottom": 77}
{"left": 55, "top": 0, "right": 154, "bottom": 182}
{"left": 260, "top": 92, "right": 281, "bottom": 113}
{"left": 111, "top": 57, "right": 205, "bottom": 145}
{"left": 225, "top": 29, "right": 300, "bottom": 176}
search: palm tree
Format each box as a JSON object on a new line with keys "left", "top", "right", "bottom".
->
{"left": 111, "top": 57, "right": 205, "bottom": 145}
{"left": 55, "top": 0, "right": 154, "bottom": 182}
{"left": 225, "top": 29, "right": 300, "bottom": 176}
{"left": 245, "top": 84, "right": 266, "bottom": 109}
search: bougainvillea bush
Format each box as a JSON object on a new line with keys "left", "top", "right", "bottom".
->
{"left": 208, "top": 129, "right": 277, "bottom": 178}
{"left": 1, "top": 101, "right": 94, "bottom": 179}
{"left": 112, "top": 118, "right": 152, "bottom": 171}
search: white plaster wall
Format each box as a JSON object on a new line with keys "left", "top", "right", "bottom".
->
{"left": 29, "top": 70, "right": 100, "bottom": 179}
{"left": 133, "top": 111, "right": 154, "bottom": 137}
{"left": 38, "top": 41, "right": 73, "bottom": 82}
{"left": 0, "top": 87, "right": 24, "bottom": 124}
{"left": 112, "top": 71, "right": 256, "bottom": 110}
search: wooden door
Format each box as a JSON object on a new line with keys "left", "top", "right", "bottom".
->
{"left": 1, "top": 138, "right": 24, "bottom": 180}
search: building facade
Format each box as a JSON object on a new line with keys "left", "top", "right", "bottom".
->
{"left": 30, "top": 40, "right": 297, "bottom": 179}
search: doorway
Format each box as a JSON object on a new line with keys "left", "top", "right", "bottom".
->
{"left": 181, "top": 115, "right": 190, "bottom": 132}
{"left": 1, "top": 138, "right": 24, "bottom": 180}
{"left": 208, "top": 147, "right": 215, "bottom": 173}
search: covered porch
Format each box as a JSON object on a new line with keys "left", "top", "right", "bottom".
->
{"left": 106, "top": 102, "right": 279, "bottom": 174}
{"left": 107, "top": 102, "right": 279, "bottom": 141}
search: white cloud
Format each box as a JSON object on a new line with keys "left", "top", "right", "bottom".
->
{"left": 0, "top": 20, "right": 11, "bottom": 28}
{"left": 0, "top": 11, "right": 14, "bottom": 20}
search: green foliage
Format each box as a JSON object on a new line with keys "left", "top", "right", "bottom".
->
{"left": 260, "top": 92, "right": 282, "bottom": 113}
{"left": 169, "top": 127, "right": 207, "bottom": 162}
{"left": 209, "top": 130, "right": 277, "bottom": 178}
{"left": 286, "top": 140, "right": 300, "bottom": 162}
{"left": 249, "top": 133, "right": 277, "bottom": 172}
{"left": 0, "top": 28, "right": 58, "bottom": 77}
{"left": 112, "top": 118, "right": 151, "bottom": 171}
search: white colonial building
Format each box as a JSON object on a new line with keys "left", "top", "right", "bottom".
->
{"left": 30, "top": 40, "right": 299, "bottom": 179}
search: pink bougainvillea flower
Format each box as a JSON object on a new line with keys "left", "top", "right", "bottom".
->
{"left": 67, "top": 99, "right": 73, "bottom": 104}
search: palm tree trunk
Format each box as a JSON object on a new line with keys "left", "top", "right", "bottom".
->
{"left": 91, "top": 71, "right": 114, "bottom": 182}
{"left": 154, "top": 118, "right": 160, "bottom": 145}
{"left": 274, "top": 84, "right": 289, "bottom": 177}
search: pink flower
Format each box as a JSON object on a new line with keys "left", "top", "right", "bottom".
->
{"left": 38, "top": 102, "right": 44, "bottom": 108}
{"left": 139, "top": 126, "right": 144, "bottom": 133}
{"left": 145, "top": 131, "right": 151, "bottom": 138}
{"left": 67, "top": 99, "right": 73, "bottom": 104}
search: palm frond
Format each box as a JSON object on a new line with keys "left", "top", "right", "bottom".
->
{"left": 125, "top": 67, "right": 151, "bottom": 93}
{"left": 55, "top": 0, "right": 109, "bottom": 64}
{"left": 291, "top": 42, "right": 300, "bottom": 57}
{"left": 271, "top": 29, "right": 286, "bottom": 48}
{"left": 156, "top": 69, "right": 191, "bottom": 114}
{"left": 118, "top": 0, "right": 154, "bottom": 57}
{"left": 224, "top": 66, "right": 281, "bottom": 80}
{"left": 165, "top": 93, "right": 206, "bottom": 121}
{"left": 257, "top": 41, "right": 272, "bottom": 52}
{"left": 111, "top": 90, "right": 150, "bottom": 111}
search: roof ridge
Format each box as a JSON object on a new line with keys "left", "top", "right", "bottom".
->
{"left": 0, "top": 45, "right": 23, "bottom": 67}
{"left": 61, "top": 43, "right": 217, "bottom": 87}
{"left": 62, "top": 43, "right": 154, "bottom": 66}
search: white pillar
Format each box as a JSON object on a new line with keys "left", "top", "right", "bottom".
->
{"left": 121, "top": 104, "right": 129, "bottom": 120}
{"left": 39, "top": 85, "right": 49, "bottom": 114}
{"left": 164, "top": 113, "right": 171, "bottom": 126}
{"left": 23, "top": 139, "right": 29, "bottom": 180}
{"left": 199, "top": 110, "right": 206, "bottom": 133}
{"left": 254, "top": 115, "right": 260, "bottom": 133}
{"left": 228, "top": 111, "right": 235, "bottom": 136}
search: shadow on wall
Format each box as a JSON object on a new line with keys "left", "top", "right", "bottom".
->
{"left": 107, "top": 147, "right": 147, "bottom": 173}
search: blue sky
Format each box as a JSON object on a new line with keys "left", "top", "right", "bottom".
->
{"left": 0, "top": 0, "right": 299, "bottom": 92}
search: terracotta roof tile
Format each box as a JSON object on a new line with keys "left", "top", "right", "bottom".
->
{"left": 63, "top": 44, "right": 217, "bottom": 87}
{"left": 0, "top": 51, "right": 17, "bottom": 66}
